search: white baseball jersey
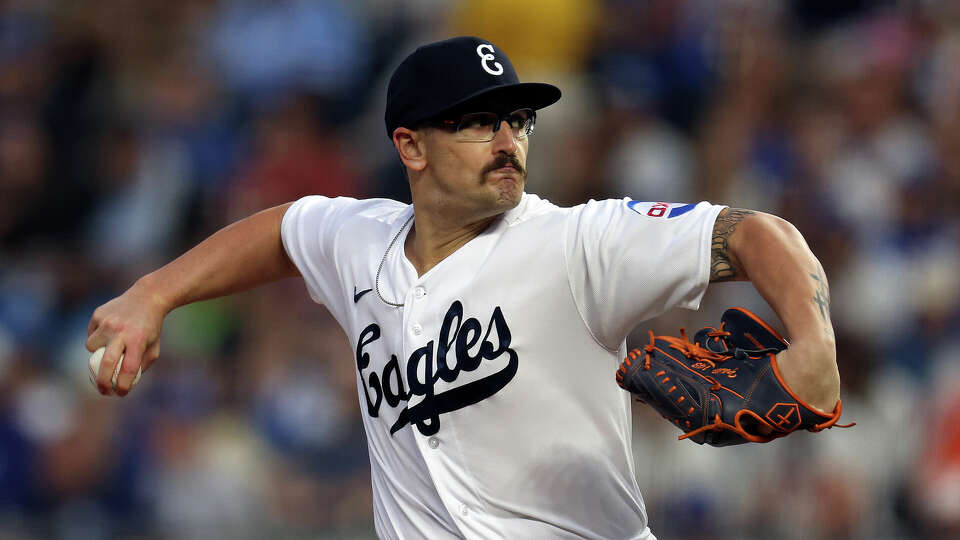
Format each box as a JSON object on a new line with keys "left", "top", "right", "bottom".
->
{"left": 281, "top": 193, "right": 725, "bottom": 539}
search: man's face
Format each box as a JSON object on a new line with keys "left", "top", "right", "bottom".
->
{"left": 416, "top": 109, "right": 531, "bottom": 218}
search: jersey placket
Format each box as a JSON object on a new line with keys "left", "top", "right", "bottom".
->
{"left": 400, "top": 262, "right": 509, "bottom": 535}
{"left": 397, "top": 279, "right": 466, "bottom": 528}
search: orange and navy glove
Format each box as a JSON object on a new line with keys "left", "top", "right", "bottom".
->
{"left": 617, "top": 307, "right": 853, "bottom": 446}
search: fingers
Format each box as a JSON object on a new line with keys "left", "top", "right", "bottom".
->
{"left": 96, "top": 338, "right": 125, "bottom": 396}
{"left": 86, "top": 310, "right": 106, "bottom": 353}
{"left": 86, "top": 292, "right": 164, "bottom": 396}
{"left": 114, "top": 334, "right": 147, "bottom": 397}
{"left": 142, "top": 341, "right": 160, "bottom": 372}
{"left": 86, "top": 321, "right": 97, "bottom": 345}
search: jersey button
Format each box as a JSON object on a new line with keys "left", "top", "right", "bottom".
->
{"left": 459, "top": 503, "right": 469, "bottom": 517}
{"left": 428, "top": 437, "right": 440, "bottom": 449}
{"left": 414, "top": 286, "right": 426, "bottom": 298}
{"left": 412, "top": 324, "right": 423, "bottom": 335}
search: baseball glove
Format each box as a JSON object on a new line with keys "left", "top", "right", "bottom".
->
{"left": 616, "top": 307, "right": 853, "bottom": 446}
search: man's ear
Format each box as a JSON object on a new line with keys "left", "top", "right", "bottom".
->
{"left": 393, "top": 127, "right": 427, "bottom": 172}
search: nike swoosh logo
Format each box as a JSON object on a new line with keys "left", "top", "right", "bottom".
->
{"left": 354, "top": 287, "right": 373, "bottom": 303}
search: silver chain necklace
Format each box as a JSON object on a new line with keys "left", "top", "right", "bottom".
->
{"left": 375, "top": 214, "right": 414, "bottom": 307}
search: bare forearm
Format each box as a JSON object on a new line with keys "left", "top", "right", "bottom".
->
{"left": 712, "top": 209, "right": 841, "bottom": 411}
{"left": 136, "top": 203, "right": 299, "bottom": 312}
{"left": 731, "top": 214, "right": 834, "bottom": 345}
{"left": 86, "top": 203, "right": 299, "bottom": 396}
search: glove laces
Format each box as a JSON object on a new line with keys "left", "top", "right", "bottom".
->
{"left": 644, "top": 329, "right": 732, "bottom": 369}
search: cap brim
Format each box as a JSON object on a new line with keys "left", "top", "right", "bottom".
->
{"left": 427, "top": 82, "right": 561, "bottom": 120}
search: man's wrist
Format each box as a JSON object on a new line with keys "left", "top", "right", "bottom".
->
{"left": 775, "top": 343, "right": 840, "bottom": 414}
{"left": 131, "top": 273, "right": 176, "bottom": 315}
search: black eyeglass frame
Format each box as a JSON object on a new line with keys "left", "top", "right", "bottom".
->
{"left": 420, "top": 108, "right": 537, "bottom": 142}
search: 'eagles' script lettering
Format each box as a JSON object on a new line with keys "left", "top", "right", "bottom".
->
{"left": 355, "top": 301, "right": 518, "bottom": 436}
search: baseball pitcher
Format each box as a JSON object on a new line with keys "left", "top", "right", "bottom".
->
{"left": 86, "top": 37, "right": 849, "bottom": 539}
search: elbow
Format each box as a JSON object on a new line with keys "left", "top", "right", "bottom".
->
{"left": 727, "top": 212, "right": 812, "bottom": 279}
{"left": 736, "top": 212, "right": 808, "bottom": 251}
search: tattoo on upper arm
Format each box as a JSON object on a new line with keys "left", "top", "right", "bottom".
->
{"left": 710, "top": 208, "right": 756, "bottom": 282}
{"left": 810, "top": 265, "right": 830, "bottom": 323}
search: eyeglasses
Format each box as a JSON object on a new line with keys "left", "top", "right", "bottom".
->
{"left": 427, "top": 108, "right": 536, "bottom": 142}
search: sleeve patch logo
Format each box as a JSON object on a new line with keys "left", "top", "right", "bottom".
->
{"left": 627, "top": 200, "right": 695, "bottom": 218}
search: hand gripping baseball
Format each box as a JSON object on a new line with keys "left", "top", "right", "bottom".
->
{"left": 617, "top": 307, "right": 854, "bottom": 446}
{"left": 86, "top": 284, "right": 166, "bottom": 396}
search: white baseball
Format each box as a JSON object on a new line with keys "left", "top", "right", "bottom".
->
{"left": 88, "top": 347, "right": 141, "bottom": 391}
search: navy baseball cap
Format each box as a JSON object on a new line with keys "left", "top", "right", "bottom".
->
{"left": 385, "top": 36, "right": 561, "bottom": 139}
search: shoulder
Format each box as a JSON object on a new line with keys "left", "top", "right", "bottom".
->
{"left": 559, "top": 198, "right": 725, "bottom": 250}
{"left": 289, "top": 195, "right": 407, "bottom": 218}
{"left": 286, "top": 195, "right": 410, "bottom": 230}
{"left": 590, "top": 199, "right": 725, "bottom": 228}
{"left": 502, "top": 196, "right": 724, "bottom": 234}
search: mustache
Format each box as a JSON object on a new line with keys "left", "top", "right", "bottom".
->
{"left": 483, "top": 155, "right": 526, "bottom": 177}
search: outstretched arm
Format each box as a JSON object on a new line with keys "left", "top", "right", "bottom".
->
{"left": 86, "top": 203, "right": 299, "bottom": 396}
{"left": 709, "top": 208, "right": 840, "bottom": 413}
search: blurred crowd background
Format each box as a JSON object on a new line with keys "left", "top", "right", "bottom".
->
{"left": 1, "top": 0, "right": 959, "bottom": 539}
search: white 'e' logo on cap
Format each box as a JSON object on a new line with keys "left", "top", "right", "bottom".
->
{"left": 476, "top": 44, "right": 504, "bottom": 76}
